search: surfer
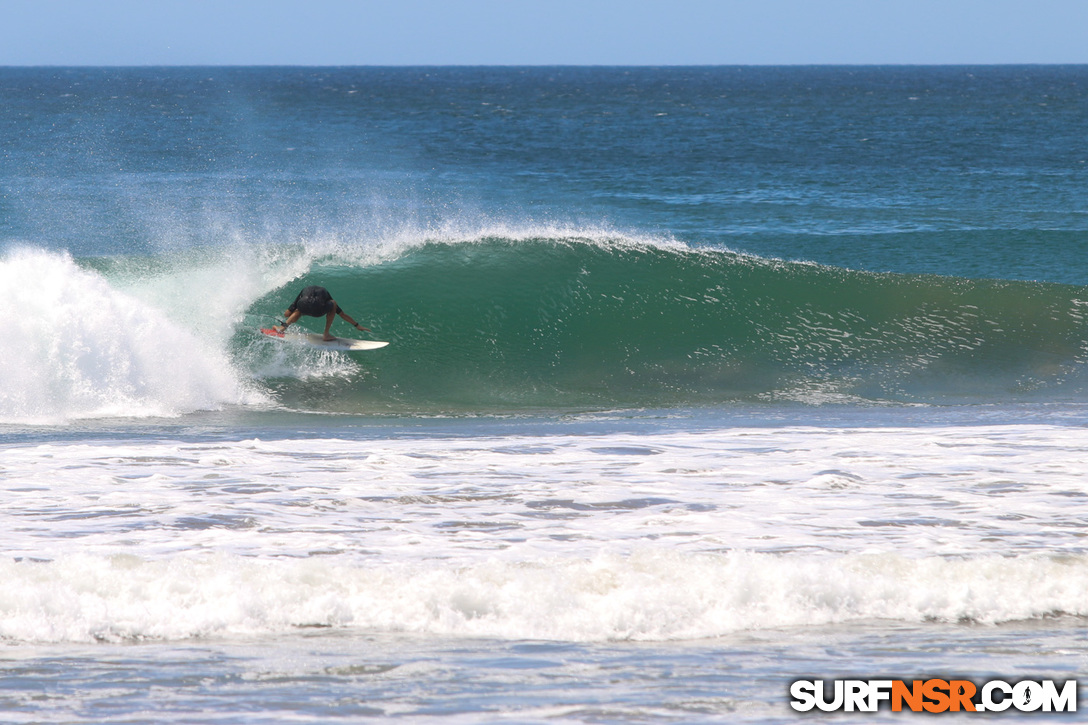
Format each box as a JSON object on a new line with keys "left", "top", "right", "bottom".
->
{"left": 275, "top": 285, "right": 369, "bottom": 341}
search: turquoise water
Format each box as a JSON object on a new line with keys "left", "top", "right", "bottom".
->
{"left": 2, "top": 67, "right": 1088, "bottom": 722}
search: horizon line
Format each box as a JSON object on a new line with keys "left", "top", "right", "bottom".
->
{"left": 4, "top": 62, "right": 1088, "bottom": 69}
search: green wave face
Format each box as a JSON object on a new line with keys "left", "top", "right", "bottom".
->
{"left": 242, "top": 236, "right": 1088, "bottom": 412}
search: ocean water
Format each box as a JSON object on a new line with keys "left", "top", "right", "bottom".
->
{"left": 2, "top": 66, "right": 1088, "bottom": 722}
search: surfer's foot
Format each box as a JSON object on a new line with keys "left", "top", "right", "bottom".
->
{"left": 322, "top": 335, "right": 335, "bottom": 341}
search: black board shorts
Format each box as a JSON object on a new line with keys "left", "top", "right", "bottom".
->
{"left": 288, "top": 286, "right": 342, "bottom": 317}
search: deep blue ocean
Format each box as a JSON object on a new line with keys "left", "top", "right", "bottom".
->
{"left": 2, "top": 67, "right": 1087, "bottom": 723}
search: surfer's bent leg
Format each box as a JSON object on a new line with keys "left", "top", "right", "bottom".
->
{"left": 322, "top": 306, "right": 335, "bottom": 337}
{"left": 323, "top": 301, "right": 337, "bottom": 340}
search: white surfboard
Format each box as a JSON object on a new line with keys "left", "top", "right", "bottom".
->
{"left": 260, "top": 327, "right": 389, "bottom": 351}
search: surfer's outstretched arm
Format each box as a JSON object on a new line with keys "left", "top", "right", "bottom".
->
{"left": 335, "top": 304, "right": 370, "bottom": 332}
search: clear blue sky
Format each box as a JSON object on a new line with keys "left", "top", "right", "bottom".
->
{"left": 3, "top": 0, "right": 1087, "bottom": 66}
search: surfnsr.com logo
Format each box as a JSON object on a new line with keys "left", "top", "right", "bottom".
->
{"left": 790, "top": 679, "right": 1078, "bottom": 713}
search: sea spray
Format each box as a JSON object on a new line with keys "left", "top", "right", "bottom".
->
{"left": 0, "top": 248, "right": 255, "bottom": 423}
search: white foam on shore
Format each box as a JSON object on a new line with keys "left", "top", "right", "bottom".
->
{"left": 5, "top": 427, "right": 1086, "bottom": 562}
{"left": 1, "top": 550, "right": 1084, "bottom": 644}
{"left": 3, "top": 424, "right": 1088, "bottom": 643}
